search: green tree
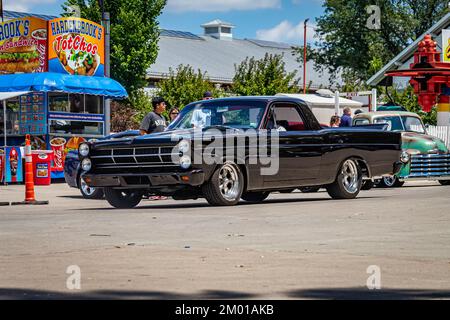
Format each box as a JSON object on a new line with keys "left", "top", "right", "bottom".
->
{"left": 62, "top": 0, "right": 166, "bottom": 97}
{"left": 311, "top": 0, "right": 448, "bottom": 81}
{"left": 232, "top": 53, "right": 299, "bottom": 96}
{"left": 156, "top": 65, "right": 216, "bottom": 110}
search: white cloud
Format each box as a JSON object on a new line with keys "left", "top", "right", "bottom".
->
{"left": 256, "top": 20, "right": 318, "bottom": 44}
{"left": 166, "top": 0, "right": 281, "bottom": 12}
{"left": 4, "top": 0, "right": 57, "bottom": 13}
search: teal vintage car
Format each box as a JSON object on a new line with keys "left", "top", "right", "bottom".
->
{"left": 353, "top": 111, "right": 450, "bottom": 187}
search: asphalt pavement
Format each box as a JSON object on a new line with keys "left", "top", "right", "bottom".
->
{"left": 0, "top": 181, "right": 449, "bottom": 299}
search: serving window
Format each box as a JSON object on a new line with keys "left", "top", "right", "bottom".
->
{"left": 49, "top": 119, "right": 104, "bottom": 136}
{"left": 48, "top": 93, "right": 103, "bottom": 114}
{"left": 0, "top": 98, "right": 20, "bottom": 135}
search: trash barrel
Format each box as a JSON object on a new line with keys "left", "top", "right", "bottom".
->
{"left": 31, "top": 150, "right": 54, "bottom": 185}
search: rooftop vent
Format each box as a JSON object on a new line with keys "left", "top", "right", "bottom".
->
{"left": 201, "top": 19, "right": 235, "bottom": 40}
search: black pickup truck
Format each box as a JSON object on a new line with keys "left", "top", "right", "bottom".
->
{"left": 80, "top": 96, "right": 406, "bottom": 208}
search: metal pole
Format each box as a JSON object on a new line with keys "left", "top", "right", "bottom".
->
{"left": 335, "top": 91, "right": 340, "bottom": 115}
{"left": 371, "top": 88, "right": 377, "bottom": 112}
{"left": 3, "top": 100, "right": 6, "bottom": 148}
{"left": 2, "top": 100, "right": 6, "bottom": 185}
{"left": 103, "top": 11, "right": 111, "bottom": 135}
{"left": 303, "top": 19, "right": 309, "bottom": 94}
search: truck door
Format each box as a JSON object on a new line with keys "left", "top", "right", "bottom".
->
{"left": 262, "top": 102, "right": 323, "bottom": 187}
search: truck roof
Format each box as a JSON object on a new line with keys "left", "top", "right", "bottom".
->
{"left": 354, "top": 111, "right": 420, "bottom": 118}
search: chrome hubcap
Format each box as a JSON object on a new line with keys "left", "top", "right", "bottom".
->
{"left": 341, "top": 160, "right": 359, "bottom": 194}
{"left": 81, "top": 178, "right": 96, "bottom": 196}
{"left": 383, "top": 176, "right": 396, "bottom": 187}
{"left": 219, "top": 164, "right": 240, "bottom": 201}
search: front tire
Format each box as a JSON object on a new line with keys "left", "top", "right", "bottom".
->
{"left": 439, "top": 180, "right": 450, "bottom": 186}
{"left": 104, "top": 188, "right": 143, "bottom": 209}
{"left": 79, "top": 176, "right": 104, "bottom": 199}
{"left": 202, "top": 161, "right": 244, "bottom": 206}
{"left": 326, "top": 158, "right": 362, "bottom": 199}
{"left": 379, "top": 176, "right": 404, "bottom": 188}
{"left": 241, "top": 191, "right": 270, "bottom": 203}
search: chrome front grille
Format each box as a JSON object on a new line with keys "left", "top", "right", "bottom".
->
{"left": 409, "top": 153, "right": 450, "bottom": 177}
{"left": 90, "top": 146, "right": 180, "bottom": 169}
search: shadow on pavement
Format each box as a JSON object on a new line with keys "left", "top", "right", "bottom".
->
{"left": 285, "top": 287, "right": 450, "bottom": 300}
{"left": 58, "top": 195, "right": 90, "bottom": 200}
{"left": 74, "top": 195, "right": 385, "bottom": 211}
{"left": 0, "top": 288, "right": 258, "bottom": 300}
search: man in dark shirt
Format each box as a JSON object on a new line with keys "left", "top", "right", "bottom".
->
{"left": 139, "top": 97, "right": 167, "bottom": 135}
{"left": 339, "top": 107, "right": 353, "bottom": 127}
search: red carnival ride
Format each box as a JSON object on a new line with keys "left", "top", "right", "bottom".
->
{"left": 386, "top": 34, "right": 450, "bottom": 112}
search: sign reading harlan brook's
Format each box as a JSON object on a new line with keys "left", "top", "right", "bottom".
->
{"left": 0, "top": 17, "right": 48, "bottom": 74}
{"left": 442, "top": 29, "right": 450, "bottom": 63}
{"left": 48, "top": 17, "right": 104, "bottom": 76}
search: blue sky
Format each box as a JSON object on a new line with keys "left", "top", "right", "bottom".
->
{"left": 4, "top": 0, "right": 325, "bottom": 44}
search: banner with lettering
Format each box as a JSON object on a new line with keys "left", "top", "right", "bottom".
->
{"left": 48, "top": 17, "right": 104, "bottom": 76}
{"left": 0, "top": 17, "right": 48, "bottom": 74}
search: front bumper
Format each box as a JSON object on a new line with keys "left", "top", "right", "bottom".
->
{"left": 82, "top": 169, "right": 205, "bottom": 189}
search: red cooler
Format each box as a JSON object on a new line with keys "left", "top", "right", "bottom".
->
{"left": 31, "top": 150, "right": 54, "bottom": 185}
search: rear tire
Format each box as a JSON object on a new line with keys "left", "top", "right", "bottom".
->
{"left": 439, "top": 180, "right": 450, "bottom": 186}
{"left": 241, "top": 191, "right": 270, "bottom": 203}
{"left": 326, "top": 158, "right": 362, "bottom": 199}
{"left": 79, "top": 176, "right": 104, "bottom": 199}
{"left": 202, "top": 161, "right": 244, "bottom": 206}
{"left": 104, "top": 188, "right": 143, "bottom": 209}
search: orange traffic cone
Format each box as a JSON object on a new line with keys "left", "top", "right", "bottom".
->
{"left": 11, "top": 135, "right": 49, "bottom": 206}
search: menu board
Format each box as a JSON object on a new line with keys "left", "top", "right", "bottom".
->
{"left": 19, "top": 93, "right": 47, "bottom": 135}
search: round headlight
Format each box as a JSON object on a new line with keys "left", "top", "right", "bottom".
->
{"left": 400, "top": 151, "right": 410, "bottom": 163}
{"left": 178, "top": 140, "right": 190, "bottom": 153}
{"left": 179, "top": 155, "right": 191, "bottom": 169}
{"left": 81, "top": 158, "right": 92, "bottom": 171}
{"left": 79, "top": 143, "right": 90, "bottom": 157}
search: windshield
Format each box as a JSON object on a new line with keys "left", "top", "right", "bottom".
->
{"left": 167, "top": 100, "right": 267, "bottom": 130}
{"left": 372, "top": 115, "right": 425, "bottom": 133}
{"left": 373, "top": 116, "right": 404, "bottom": 131}
{"left": 401, "top": 116, "right": 426, "bottom": 134}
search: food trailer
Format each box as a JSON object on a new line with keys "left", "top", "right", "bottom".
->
{"left": 0, "top": 16, "right": 127, "bottom": 181}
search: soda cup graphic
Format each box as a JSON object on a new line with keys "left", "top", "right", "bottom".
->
{"left": 31, "top": 29, "right": 48, "bottom": 73}
{"left": 50, "top": 137, "right": 67, "bottom": 171}
{"left": 9, "top": 148, "right": 18, "bottom": 182}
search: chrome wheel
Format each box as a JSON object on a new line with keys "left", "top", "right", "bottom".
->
{"left": 218, "top": 163, "right": 240, "bottom": 201}
{"left": 80, "top": 178, "right": 96, "bottom": 196}
{"left": 383, "top": 176, "right": 396, "bottom": 187}
{"left": 341, "top": 159, "right": 359, "bottom": 194}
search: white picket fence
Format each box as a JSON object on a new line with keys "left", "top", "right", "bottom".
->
{"left": 419, "top": 125, "right": 450, "bottom": 148}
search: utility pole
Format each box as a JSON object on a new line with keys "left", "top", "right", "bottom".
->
{"left": 303, "top": 18, "right": 309, "bottom": 94}
{"left": 102, "top": 9, "right": 111, "bottom": 135}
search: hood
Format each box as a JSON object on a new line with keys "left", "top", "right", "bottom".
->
{"left": 92, "top": 127, "right": 246, "bottom": 149}
{"left": 402, "top": 132, "right": 449, "bottom": 153}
